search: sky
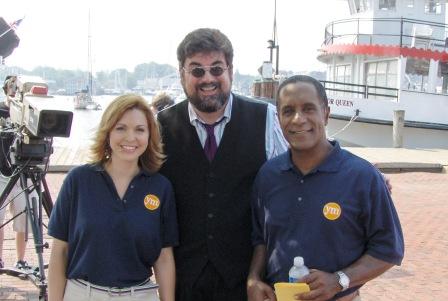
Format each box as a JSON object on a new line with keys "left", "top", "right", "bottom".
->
{"left": 2, "top": 0, "right": 349, "bottom": 75}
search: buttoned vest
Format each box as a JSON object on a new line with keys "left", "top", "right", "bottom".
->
{"left": 158, "top": 94, "right": 267, "bottom": 287}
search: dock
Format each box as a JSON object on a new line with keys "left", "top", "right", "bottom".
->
{"left": 50, "top": 145, "right": 448, "bottom": 173}
{"left": 0, "top": 146, "right": 447, "bottom": 300}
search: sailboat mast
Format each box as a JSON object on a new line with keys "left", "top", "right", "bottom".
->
{"left": 87, "top": 10, "right": 93, "bottom": 95}
{"left": 272, "top": 0, "right": 279, "bottom": 75}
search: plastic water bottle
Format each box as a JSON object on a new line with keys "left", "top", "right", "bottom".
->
{"left": 288, "top": 256, "right": 309, "bottom": 283}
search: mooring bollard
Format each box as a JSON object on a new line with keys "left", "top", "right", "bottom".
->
{"left": 393, "top": 110, "right": 405, "bottom": 148}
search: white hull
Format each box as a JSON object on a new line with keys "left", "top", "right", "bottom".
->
{"left": 327, "top": 90, "right": 448, "bottom": 125}
{"left": 327, "top": 117, "right": 448, "bottom": 149}
{"left": 74, "top": 102, "right": 101, "bottom": 110}
{"left": 326, "top": 89, "right": 448, "bottom": 149}
{"left": 74, "top": 93, "right": 101, "bottom": 110}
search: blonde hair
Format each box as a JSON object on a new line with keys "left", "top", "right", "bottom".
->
{"left": 90, "top": 94, "right": 165, "bottom": 173}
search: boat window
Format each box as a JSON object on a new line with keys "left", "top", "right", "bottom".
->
{"left": 405, "top": 58, "right": 429, "bottom": 92}
{"left": 366, "top": 60, "right": 397, "bottom": 87}
{"left": 336, "top": 65, "right": 351, "bottom": 84}
{"left": 438, "top": 62, "right": 448, "bottom": 94}
{"left": 365, "top": 60, "right": 398, "bottom": 98}
{"left": 405, "top": 60, "right": 447, "bottom": 94}
{"left": 388, "top": 61, "right": 398, "bottom": 89}
{"left": 424, "top": 0, "right": 442, "bottom": 14}
{"left": 359, "top": 0, "right": 371, "bottom": 12}
{"left": 335, "top": 64, "right": 352, "bottom": 96}
{"left": 379, "top": 0, "right": 396, "bottom": 10}
{"left": 406, "top": 0, "right": 414, "bottom": 8}
{"left": 376, "top": 62, "right": 388, "bottom": 87}
{"left": 328, "top": 66, "right": 334, "bottom": 81}
{"left": 352, "top": 0, "right": 371, "bottom": 13}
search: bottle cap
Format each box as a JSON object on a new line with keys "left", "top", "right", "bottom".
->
{"left": 294, "top": 256, "right": 304, "bottom": 267}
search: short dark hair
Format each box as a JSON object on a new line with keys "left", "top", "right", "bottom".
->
{"left": 276, "top": 75, "right": 328, "bottom": 107}
{"left": 177, "top": 28, "right": 233, "bottom": 68}
{"left": 151, "top": 92, "right": 174, "bottom": 112}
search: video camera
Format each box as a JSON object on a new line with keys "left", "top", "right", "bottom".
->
{"left": 6, "top": 75, "right": 73, "bottom": 137}
{"left": 1, "top": 75, "right": 73, "bottom": 167}
{"left": 1, "top": 74, "right": 61, "bottom": 300}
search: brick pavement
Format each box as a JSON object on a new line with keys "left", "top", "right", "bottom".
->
{"left": 0, "top": 171, "right": 447, "bottom": 301}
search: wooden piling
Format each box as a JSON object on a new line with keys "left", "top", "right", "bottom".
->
{"left": 393, "top": 110, "right": 405, "bottom": 148}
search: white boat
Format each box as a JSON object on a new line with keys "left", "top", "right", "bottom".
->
{"left": 318, "top": 0, "right": 448, "bottom": 148}
{"left": 74, "top": 11, "right": 101, "bottom": 111}
{"left": 73, "top": 89, "right": 101, "bottom": 110}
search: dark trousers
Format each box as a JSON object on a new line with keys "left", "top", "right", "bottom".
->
{"left": 176, "top": 262, "right": 247, "bottom": 301}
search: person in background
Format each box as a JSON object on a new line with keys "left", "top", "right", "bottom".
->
{"left": 248, "top": 75, "right": 404, "bottom": 301}
{"left": 157, "top": 28, "right": 288, "bottom": 301}
{"left": 150, "top": 92, "right": 175, "bottom": 114}
{"left": 0, "top": 173, "right": 34, "bottom": 270}
{"left": 47, "top": 94, "right": 178, "bottom": 301}
{"left": 0, "top": 75, "right": 34, "bottom": 270}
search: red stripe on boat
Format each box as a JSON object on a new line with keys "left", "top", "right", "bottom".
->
{"left": 320, "top": 44, "right": 448, "bottom": 62}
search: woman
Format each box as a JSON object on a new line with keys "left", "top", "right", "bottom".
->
{"left": 48, "top": 94, "right": 178, "bottom": 301}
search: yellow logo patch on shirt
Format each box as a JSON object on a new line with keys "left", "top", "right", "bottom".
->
{"left": 144, "top": 194, "right": 160, "bottom": 211}
{"left": 323, "top": 202, "right": 341, "bottom": 220}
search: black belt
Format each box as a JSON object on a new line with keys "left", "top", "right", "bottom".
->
{"left": 73, "top": 278, "right": 158, "bottom": 296}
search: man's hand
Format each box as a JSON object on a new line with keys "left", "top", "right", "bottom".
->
{"left": 384, "top": 174, "right": 392, "bottom": 193}
{"left": 295, "top": 269, "right": 341, "bottom": 301}
{"left": 247, "top": 278, "right": 277, "bottom": 301}
{"left": 374, "top": 167, "right": 393, "bottom": 194}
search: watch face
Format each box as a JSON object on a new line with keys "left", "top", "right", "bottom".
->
{"left": 338, "top": 271, "right": 350, "bottom": 290}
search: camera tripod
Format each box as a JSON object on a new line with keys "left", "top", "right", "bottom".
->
{"left": 0, "top": 164, "right": 53, "bottom": 301}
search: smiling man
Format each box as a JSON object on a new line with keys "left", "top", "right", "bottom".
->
{"left": 157, "top": 28, "right": 288, "bottom": 301}
{"left": 248, "top": 75, "right": 404, "bottom": 301}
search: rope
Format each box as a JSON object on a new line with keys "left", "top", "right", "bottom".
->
{"left": 328, "top": 110, "right": 360, "bottom": 138}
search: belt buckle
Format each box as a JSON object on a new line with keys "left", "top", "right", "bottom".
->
{"left": 108, "top": 287, "right": 128, "bottom": 296}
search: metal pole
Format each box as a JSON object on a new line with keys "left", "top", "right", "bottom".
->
{"left": 275, "top": 46, "right": 280, "bottom": 76}
{"left": 331, "top": 22, "right": 334, "bottom": 44}
{"left": 357, "top": 18, "right": 360, "bottom": 44}
{"left": 400, "top": 18, "right": 403, "bottom": 47}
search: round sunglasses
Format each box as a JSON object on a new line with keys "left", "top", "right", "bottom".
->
{"left": 183, "top": 65, "right": 228, "bottom": 78}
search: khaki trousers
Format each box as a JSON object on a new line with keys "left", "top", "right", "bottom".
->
{"left": 63, "top": 279, "right": 160, "bottom": 301}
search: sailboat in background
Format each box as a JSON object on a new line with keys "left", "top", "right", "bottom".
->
{"left": 74, "top": 11, "right": 101, "bottom": 110}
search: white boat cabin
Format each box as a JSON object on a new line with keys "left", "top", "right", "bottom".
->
{"left": 318, "top": 0, "right": 448, "bottom": 96}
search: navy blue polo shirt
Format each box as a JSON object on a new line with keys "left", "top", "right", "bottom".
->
{"left": 251, "top": 141, "right": 404, "bottom": 296}
{"left": 48, "top": 164, "right": 178, "bottom": 287}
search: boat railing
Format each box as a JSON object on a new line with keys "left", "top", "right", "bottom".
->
{"left": 320, "top": 80, "right": 399, "bottom": 100}
{"left": 324, "top": 17, "right": 448, "bottom": 52}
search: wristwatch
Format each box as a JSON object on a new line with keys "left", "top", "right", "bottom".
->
{"left": 336, "top": 271, "right": 350, "bottom": 291}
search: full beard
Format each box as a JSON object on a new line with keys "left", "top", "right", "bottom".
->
{"left": 186, "top": 83, "right": 230, "bottom": 113}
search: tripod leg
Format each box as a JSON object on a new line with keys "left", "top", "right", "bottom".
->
{"left": 40, "top": 176, "right": 53, "bottom": 217}
{"left": 29, "top": 173, "right": 53, "bottom": 218}
{"left": 19, "top": 172, "right": 47, "bottom": 285}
